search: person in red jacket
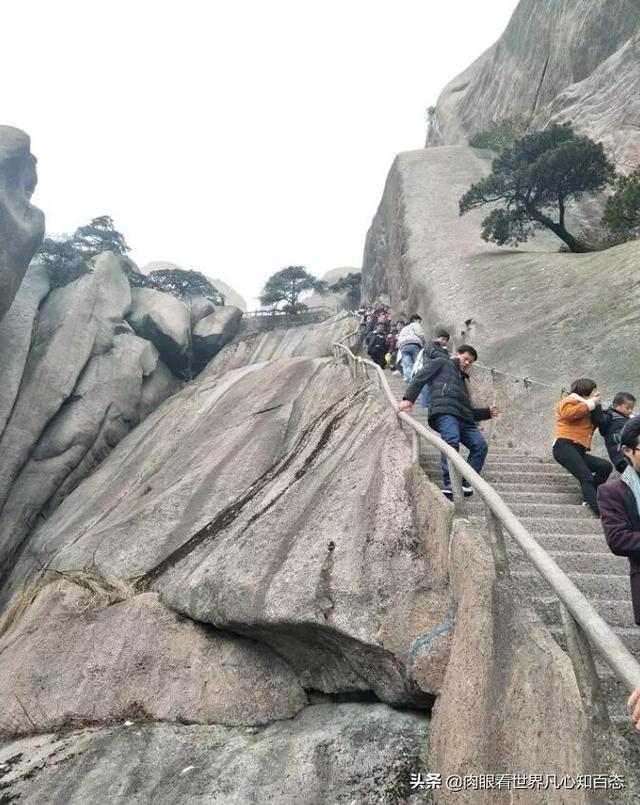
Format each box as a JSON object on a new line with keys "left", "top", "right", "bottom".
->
{"left": 597, "top": 416, "right": 640, "bottom": 626}
{"left": 552, "top": 378, "right": 612, "bottom": 516}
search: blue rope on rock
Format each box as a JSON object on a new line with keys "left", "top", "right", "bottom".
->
{"left": 405, "top": 610, "right": 457, "bottom": 679}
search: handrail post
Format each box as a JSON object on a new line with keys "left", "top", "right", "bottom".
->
{"left": 448, "top": 461, "right": 465, "bottom": 514}
{"left": 560, "top": 604, "right": 611, "bottom": 730}
{"left": 411, "top": 431, "right": 420, "bottom": 465}
{"left": 484, "top": 506, "right": 509, "bottom": 574}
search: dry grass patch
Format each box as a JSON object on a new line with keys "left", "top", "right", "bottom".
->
{"left": 0, "top": 569, "right": 135, "bottom": 640}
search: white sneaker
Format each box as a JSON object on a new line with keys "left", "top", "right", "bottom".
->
{"left": 391, "top": 370, "right": 401, "bottom": 376}
{"left": 462, "top": 483, "right": 474, "bottom": 497}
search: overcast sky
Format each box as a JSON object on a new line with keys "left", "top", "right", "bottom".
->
{"left": 5, "top": 0, "right": 518, "bottom": 307}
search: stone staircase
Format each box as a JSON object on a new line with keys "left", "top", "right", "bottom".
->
{"left": 387, "top": 373, "right": 638, "bottom": 744}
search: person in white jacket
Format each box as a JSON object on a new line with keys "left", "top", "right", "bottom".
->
{"left": 396, "top": 315, "right": 425, "bottom": 381}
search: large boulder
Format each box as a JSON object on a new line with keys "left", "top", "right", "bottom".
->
{"left": 211, "top": 276, "right": 246, "bottom": 311}
{"left": 0, "top": 332, "right": 163, "bottom": 560}
{"left": 427, "top": 0, "right": 640, "bottom": 170}
{"left": 0, "top": 252, "right": 130, "bottom": 516}
{"left": 0, "top": 704, "right": 429, "bottom": 805}
{"left": 0, "top": 579, "right": 305, "bottom": 736}
{"left": 0, "top": 126, "right": 45, "bottom": 322}
{"left": 127, "top": 286, "right": 192, "bottom": 376}
{"left": 0, "top": 253, "right": 178, "bottom": 580}
{"left": 207, "top": 311, "right": 358, "bottom": 376}
{"left": 4, "top": 357, "right": 452, "bottom": 705}
{"left": 183, "top": 293, "right": 216, "bottom": 327}
{"left": 192, "top": 305, "right": 242, "bottom": 370}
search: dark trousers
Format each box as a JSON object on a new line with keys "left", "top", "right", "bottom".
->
{"left": 552, "top": 438, "right": 612, "bottom": 514}
{"left": 369, "top": 350, "right": 386, "bottom": 370}
{"left": 433, "top": 414, "right": 488, "bottom": 487}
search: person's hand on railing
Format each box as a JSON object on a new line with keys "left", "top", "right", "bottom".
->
{"left": 490, "top": 405, "right": 500, "bottom": 418}
{"left": 398, "top": 400, "right": 413, "bottom": 413}
{"left": 628, "top": 687, "right": 640, "bottom": 729}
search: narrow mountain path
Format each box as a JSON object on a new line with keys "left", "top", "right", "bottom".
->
{"left": 387, "top": 373, "right": 638, "bottom": 742}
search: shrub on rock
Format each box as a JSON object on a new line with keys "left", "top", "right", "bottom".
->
{"left": 603, "top": 165, "right": 640, "bottom": 241}
{"left": 460, "top": 122, "right": 616, "bottom": 253}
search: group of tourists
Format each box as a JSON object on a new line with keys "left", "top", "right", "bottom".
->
{"left": 360, "top": 301, "right": 640, "bottom": 730}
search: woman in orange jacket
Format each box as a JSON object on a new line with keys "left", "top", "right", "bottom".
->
{"left": 552, "top": 378, "right": 612, "bottom": 517}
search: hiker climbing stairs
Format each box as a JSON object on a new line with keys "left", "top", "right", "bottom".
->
{"left": 387, "top": 373, "right": 640, "bottom": 745}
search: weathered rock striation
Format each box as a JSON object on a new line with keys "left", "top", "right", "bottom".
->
{"left": 0, "top": 253, "right": 179, "bottom": 580}
{"left": 209, "top": 311, "right": 357, "bottom": 376}
{"left": 427, "top": 0, "right": 640, "bottom": 170}
{"left": 2, "top": 356, "right": 452, "bottom": 705}
{"left": 0, "top": 126, "right": 45, "bottom": 322}
{"left": 0, "top": 352, "right": 444, "bottom": 800}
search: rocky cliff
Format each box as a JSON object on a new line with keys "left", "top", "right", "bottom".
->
{"left": 0, "top": 100, "right": 632, "bottom": 799}
{"left": 0, "top": 126, "right": 44, "bottom": 322}
{"left": 365, "top": 0, "right": 640, "bottom": 451}
{"left": 427, "top": 0, "right": 640, "bottom": 170}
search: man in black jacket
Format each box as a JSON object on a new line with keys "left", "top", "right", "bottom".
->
{"left": 599, "top": 392, "right": 636, "bottom": 473}
{"left": 366, "top": 323, "right": 388, "bottom": 370}
{"left": 398, "top": 344, "right": 499, "bottom": 498}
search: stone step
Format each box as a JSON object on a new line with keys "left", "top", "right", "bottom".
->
{"left": 421, "top": 453, "right": 554, "bottom": 467}
{"left": 421, "top": 467, "right": 578, "bottom": 486}
{"left": 509, "top": 533, "right": 611, "bottom": 554}
{"left": 498, "top": 491, "right": 582, "bottom": 505}
{"left": 491, "top": 481, "right": 581, "bottom": 495}
{"left": 468, "top": 500, "right": 593, "bottom": 519}
{"left": 508, "top": 548, "right": 627, "bottom": 575}
{"left": 534, "top": 596, "right": 635, "bottom": 629}
{"left": 514, "top": 516, "right": 603, "bottom": 535}
{"left": 419, "top": 456, "right": 566, "bottom": 474}
{"left": 550, "top": 626, "right": 640, "bottom": 659}
{"left": 470, "top": 514, "right": 602, "bottom": 535}
{"left": 511, "top": 570, "right": 629, "bottom": 601}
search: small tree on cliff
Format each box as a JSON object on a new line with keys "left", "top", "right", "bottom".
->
{"left": 328, "top": 272, "right": 361, "bottom": 310}
{"left": 147, "top": 267, "right": 224, "bottom": 304}
{"left": 459, "top": 123, "right": 616, "bottom": 253}
{"left": 259, "top": 266, "right": 327, "bottom": 313}
{"left": 39, "top": 215, "right": 132, "bottom": 287}
{"left": 603, "top": 166, "right": 640, "bottom": 241}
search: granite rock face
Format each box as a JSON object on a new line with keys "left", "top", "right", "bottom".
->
{"left": 0, "top": 580, "right": 306, "bottom": 736}
{"left": 0, "top": 126, "right": 45, "bottom": 322}
{"left": 427, "top": 0, "right": 640, "bottom": 169}
{"left": 0, "top": 253, "right": 178, "bottom": 581}
{"left": 0, "top": 704, "right": 429, "bottom": 805}
{"left": 127, "top": 286, "right": 192, "bottom": 376}
{"left": 208, "top": 311, "right": 358, "bottom": 376}
{"left": 127, "top": 287, "right": 244, "bottom": 377}
{"left": 428, "top": 520, "right": 624, "bottom": 804}
{"left": 4, "top": 357, "right": 452, "bottom": 705}
{"left": 192, "top": 305, "right": 243, "bottom": 371}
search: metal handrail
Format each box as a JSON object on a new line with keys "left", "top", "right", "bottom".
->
{"left": 244, "top": 305, "right": 335, "bottom": 319}
{"left": 333, "top": 329, "right": 640, "bottom": 696}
